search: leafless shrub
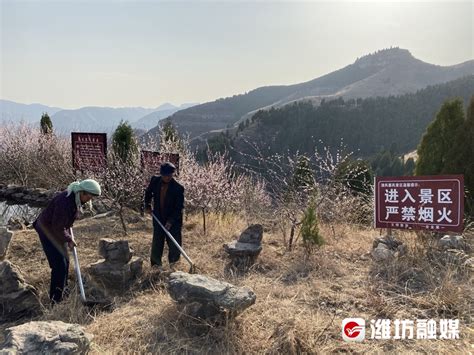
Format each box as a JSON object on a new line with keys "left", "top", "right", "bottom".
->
{"left": 232, "top": 138, "right": 372, "bottom": 249}
{"left": 99, "top": 151, "right": 144, "bottom": 234}
{"left": 0, "top": 122, "right": 74, "bottom": 189}
{"left": 146, "top": 129, "right": 271, "bottom": 232}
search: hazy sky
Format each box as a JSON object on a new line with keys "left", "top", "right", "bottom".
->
{"left": 1, "top": 0, "right": 472, "bottom": 109}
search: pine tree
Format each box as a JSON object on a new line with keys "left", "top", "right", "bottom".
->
{"left": 444, "top": 96, "right": 474, "bottom": 214}
{"left": 40, "top": 112, "right": 53, "bottom": 134}
{"left": 415, "top": 99, "right": 465, "bottom": 175}
{"left": 291, "top": 154, "right": 314, "bottom": 191}
{"left": 162, "top": 120, "right": 180, "bottom": 143}
{"left": 376, "top": 151, "right": 392, "bottom": 176}
{"left": 335, "top": 159, "right": 373, "bottom": 195}
{"left": 112, "top": 120, "right": 138, "bottom": 162}
{"left": 160, "top": 120, "right": 183, "bottom": 152}
{"left": 464, "top": 97, "right": 474, "bottom": 214}
{"left": 300, "top": 199, "right": 324, "bottom": 254}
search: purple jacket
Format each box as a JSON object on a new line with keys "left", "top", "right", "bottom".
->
{"left": 33, "top": 191, "right": 79, "bottom": 246}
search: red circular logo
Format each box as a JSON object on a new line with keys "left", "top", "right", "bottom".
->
{"left": 344, "top": 321, "right": 362, "bottom": 338}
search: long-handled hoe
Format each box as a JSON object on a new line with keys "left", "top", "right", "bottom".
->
{"left": 69, "top": 228, "right": 111, "bottom": 307}
{"left": 151, "top": 212, "right": 196, "bottom": 273}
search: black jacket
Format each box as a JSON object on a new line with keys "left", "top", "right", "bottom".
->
{"left": 144, "top": 176, "right": 184, "bottom": 227}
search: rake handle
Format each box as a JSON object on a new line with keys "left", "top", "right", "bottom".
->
{"left": 69, "top": 228, "right": 86, "bottom": 303}
{"left": 151, "top": 212, "right": 194, "bottom": 269}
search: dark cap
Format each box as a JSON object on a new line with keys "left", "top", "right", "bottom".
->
{"left": 160, "top": 162, "right": 176, "bottom": 176}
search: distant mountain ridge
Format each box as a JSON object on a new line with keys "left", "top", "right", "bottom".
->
{"left": 212, "top": 75, "right": 474, "bottom": 162}
{"left": 51, "top": 106, "right": 157, "bottom": 133}
{"left": 0, "top": 100, "right": 198, "bottom": 134}
{"left": 148, "top": 48, "right": 473, "bottom": 140}
{"left": 0, "top": 100, "right": 62, "bottom": 123}
{"left": 132, "top": 103, "right": 198, "bottom": 130}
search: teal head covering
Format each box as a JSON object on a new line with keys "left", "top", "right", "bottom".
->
{"left": 67, "top": 179, "right": 101, "bottom": 212}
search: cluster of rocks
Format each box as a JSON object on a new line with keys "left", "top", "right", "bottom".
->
{"left": 91, "top": 200, "right": 113, "bottom": 215}
{"left": 224, "top": 224, "right": 263, "bottom": 269}
{"left": 0, "top": 260, "right": 41, "bottom": 321}
{"left": 0, "top": 321, "right": 92, "bottom": 355}
{"left": 168, "top": 271, "right": 256, "bottom": 320}
{"left": 371, "top": 234, "right": 473, "bottom": 269}
{"left": 86, "top": 238, "right": 143, "bottom": 293}
{"left": 438, "top": 235, "right": 468, "bottom": 251}
{"left": 0, "top": 224, "right": 261, "bottom": 352}
{"left": 0, "top": 227, "right": 13, "bottom": 261}
{"left": 6, "top": 217, "right": 26, "bottom": 231}
{"left": 371, "top": 235, "right": 407, "bottom": 261}
{"left": 0, "top": 184, "right": 112, "bottom": 215}
{"left": 168, "top": 226, "right": 261, "bottom": 320}
{"left": 0, "top": 184, "right": 54, "bottom": 207}
{"left": 437, "top": 235, "right": 473, "bottom": 269}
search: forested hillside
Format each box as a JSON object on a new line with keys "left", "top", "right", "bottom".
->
{"left": 207, "top": 75, "right": 474, "bottom": 160}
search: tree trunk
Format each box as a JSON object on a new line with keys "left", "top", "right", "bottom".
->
{"left": 119, "top": 205, "right": 128, "bottom": 235}
{"left": 202, "top": 208, "right": 207, "bottom": 234}
{"left": 288, "top": 224, "right": 295, "bottom": 250}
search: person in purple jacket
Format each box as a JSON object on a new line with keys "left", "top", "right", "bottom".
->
{"left": 33, "top": 179, "right": 101, "bottom": 304}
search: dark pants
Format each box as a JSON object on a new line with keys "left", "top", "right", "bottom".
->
{"left": 37, "top": 232, "right": 69, "bottom": 304}
{"left": 151, "top": 219, "right": 182, "bottom": 266}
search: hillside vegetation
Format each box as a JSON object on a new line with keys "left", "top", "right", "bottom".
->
{"left": 1, "top": 212, "right": 472, "bottom": 353}
{"left": 154, "top": 48, "right": 473, "bottom": 139}
{"left": 205, "top": 76, "right": 474, "bottom": 160}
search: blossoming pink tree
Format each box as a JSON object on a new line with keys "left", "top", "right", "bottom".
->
{"left": 0, "top": 122, "right": 74, "bottom": 189}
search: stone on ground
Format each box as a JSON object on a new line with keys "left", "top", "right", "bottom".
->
{"left": 371, "top": 235, "right": 406, "bottom": 261}
{"left": 0, "top": 321, "right": 93, "bottom": 355}
{"left": 439, "top": 235, "right": 467, "bottom": 250}
{"left": 0, "top": 261, "right": 41, "bottom": 321}
{"left": 99, "top": 238, "right": 132, "bottom": 263}
{"left": 168, "top": 271, "right": 256, "bottom": 319}
{"left": 86, "top": 238, "right": 143, "bottom": 293}
{"left": 224, "top": 241, "right": 262, "bottom": 257}
{"left": 0, "top": 227, "right": 13, "bottom": 261}
{"left": 224, "top": 224, "right": 264, "bottom": 269}
{"left": 238, "top": 224, "right": 263, "bottom": 244}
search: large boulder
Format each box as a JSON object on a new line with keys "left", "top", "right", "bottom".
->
{"left": 371, "top": 235, "right": 406, "bottom": 262}
{"left": 372, "top": 236, "right": 403, "bottom": 250}
{"left": 0, "top": 227, "right": 13, "bottom": 261}
{"left": 224, "top": 224, "right": 264, "bottom": 269}
{"left": 371, "top": 243, "right": 394, "bottom": 262}
{"left": 99, "top": 238, "right": 132, "bottom": 263}
{"left": 438, "top": 235, "right": 467, "bottom": 251}
{"left": 168, "top": 271, "right": 256, "bottom": 319}
{"left": 0, "top": 261, "right": 41, "bottom": 321}
{"left": 87, "top": 256, "right": 143, "bottom": 292}
{"left": 238, "top": 224, "right": 263, "bottom": 244}
{"left": 87, "top": 239, "right": 143, "bottom": 293}
{"left": 0, "top": 321, "right": 93, "bottom": 354}
{"left": 224, "top": 241, "right": 262, "bottom": 257}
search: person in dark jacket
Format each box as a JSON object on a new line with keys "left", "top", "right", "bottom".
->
{"left": 144, "top": 162, "right": 184, "bottom": 268}
{"left": 33, "top": 179, "right": 101, "bottom": 304}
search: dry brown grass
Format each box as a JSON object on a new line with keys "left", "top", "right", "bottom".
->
{"left": 369, "top": 230, "right": 473, "bottom": 326}
{"left": 1, "top": 212, "right": 472, "bottom": 354}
